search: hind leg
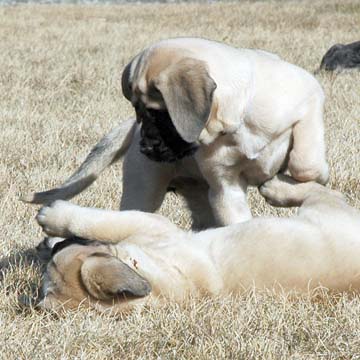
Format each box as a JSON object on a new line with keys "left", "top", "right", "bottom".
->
{"left": 120, "top": 130, "right": 175, "bottom": 212}
{"left": 288, "top": 94, "right": 329, "bottom": 185}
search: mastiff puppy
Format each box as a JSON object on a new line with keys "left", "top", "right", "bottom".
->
{"left": 24, "top": 38, "right": 329, "bottom": 228}
{"left": 319, "top": 40, "right": 360, "bottom": 71}
{"left": 35, "top": 177, "right": 360, "bottom": 314}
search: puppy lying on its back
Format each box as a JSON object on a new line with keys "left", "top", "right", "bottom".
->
{"left": 36, "top": 176, "right": 360, "bottom": 314}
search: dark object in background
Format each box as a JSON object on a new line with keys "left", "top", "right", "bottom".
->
{"left": 320, "top": 41, "right": 360, "bottom": 71}
{"left": 138, "top": 107, "right": 199, "bottom": 163}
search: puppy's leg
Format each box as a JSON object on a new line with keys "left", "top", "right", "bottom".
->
{"left": 120, "top": 131, "right": 175, "bottom": 212}
{"left": 171, "top": 177, "right": 216, "bottom": 230}
{"left": 288, "top": 94, "right": 329, "bottom": 185}
{"left": 260, "top": 174, "right": 345, "bottom": 208}
{"left": 207, "top": 175, "right": 251, "bottom": 225}
{"left": 37, "top": 200, "right": 178, "bottom": 243}
{"left": 187, "top": 187, "right": 217, "bottom": 230}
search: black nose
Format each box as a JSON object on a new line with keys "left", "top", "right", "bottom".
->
{"left": 138, "top": 107, "right": 199, "bottom": 162}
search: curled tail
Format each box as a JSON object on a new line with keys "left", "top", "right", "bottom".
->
{"left": 21, "top": 117, "right": 137, "bottom": 204}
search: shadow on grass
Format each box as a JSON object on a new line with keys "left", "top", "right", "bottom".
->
{"left": 0, "top": 239, "right": 51, "bottom": 306}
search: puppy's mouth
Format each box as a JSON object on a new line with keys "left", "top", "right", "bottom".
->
{"left": 137, "top": 107, "right": 199, "bottom": 163}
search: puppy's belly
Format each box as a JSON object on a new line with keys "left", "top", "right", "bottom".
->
{"left": 242, "top": 129, "right": 292, "bottom": 185}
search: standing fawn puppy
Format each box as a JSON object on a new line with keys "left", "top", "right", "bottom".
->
{"left": 36, "top": 175, "right": 360, "bottom": 314}
{"left": 24, "top": 37, "right": 329, "bottom": 228}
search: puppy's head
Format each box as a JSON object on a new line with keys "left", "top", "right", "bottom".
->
{"left": 320, "top": 44, "right": 346, "bottom": 71}
{"left": 320, "top": 42, "right": 360, "bottom": 71}
{"left": 122, "top": 47, "right": 217, "bottom": 162}
{"left": 38, "top": 238, "right": 151, "bottom": 314}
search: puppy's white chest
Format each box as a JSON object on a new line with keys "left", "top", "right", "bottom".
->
{"left": 198, "top": 125, "right": 291, "bottom": 185}
{"left": 231, "top": 123, "right": 269, "bottom": 161}
{"left": 204, "top": 124, "right": 270, "bottom": 167}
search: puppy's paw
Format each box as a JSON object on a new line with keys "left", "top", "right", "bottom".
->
{"left": 259, "top": 174, "right": 297, "bottom": 207}
{"left": 36, "top": 200, "right": 73, "bottom": 237}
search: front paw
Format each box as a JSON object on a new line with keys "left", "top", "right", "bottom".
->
{"left": 36, "top": 200, "right": 73, "bottom": 237}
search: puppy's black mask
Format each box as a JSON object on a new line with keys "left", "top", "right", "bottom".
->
{"left": 51, "top": 236, "right": 101, "bottom": 257}
{"left": 136, "top": 106, "right": 199, "bottom": 163}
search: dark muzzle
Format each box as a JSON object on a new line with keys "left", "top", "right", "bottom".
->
{"left": 137, "top": 107, "right": 198, "bottom": 162}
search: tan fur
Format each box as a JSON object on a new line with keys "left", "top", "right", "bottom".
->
{"left": 125, "top": 38, "right": 329, "bottom": 225}
{"left": 25, "top": 38, "right": 329, "bottom": 229}
{"left": 154, "top": 57, "right": 216, "bottom": 142}
{"left": 145, "top": 48, "right": 184, "bottom": 84}
{"left": 37, "top": 177, "right": 360, "bottom": 314}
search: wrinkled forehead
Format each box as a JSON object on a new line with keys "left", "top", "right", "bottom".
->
{"left": 51, "top": 237, "right": 93, "bottom": 256}
{"left": 130, "top": 47, "right": 189, "bottom": 93}
{"left": 51, "top": 244, "right": 103, "bottom": 270}
{"left": 41, "top": 246, "right": 85, "bottom": 299}
{"left": 50, "top": 245, "right": 84, "bottom": 270}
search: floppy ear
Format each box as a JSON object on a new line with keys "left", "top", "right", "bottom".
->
{"left": 155, "top": 58, "right": 217, "bottom": 143}
{"left": 121, "top": 62, "right": 133, "bottom": 101}
{"left": 81, "top": 253, "right": 151, "bottom": 301}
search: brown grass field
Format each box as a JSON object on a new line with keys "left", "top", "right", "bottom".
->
{"left": 1, "top": 1, "right": 360, "bottom": 358}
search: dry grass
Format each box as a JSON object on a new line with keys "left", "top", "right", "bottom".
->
{"left": 0, "top": 1, "right": 360, "bottom": 358}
